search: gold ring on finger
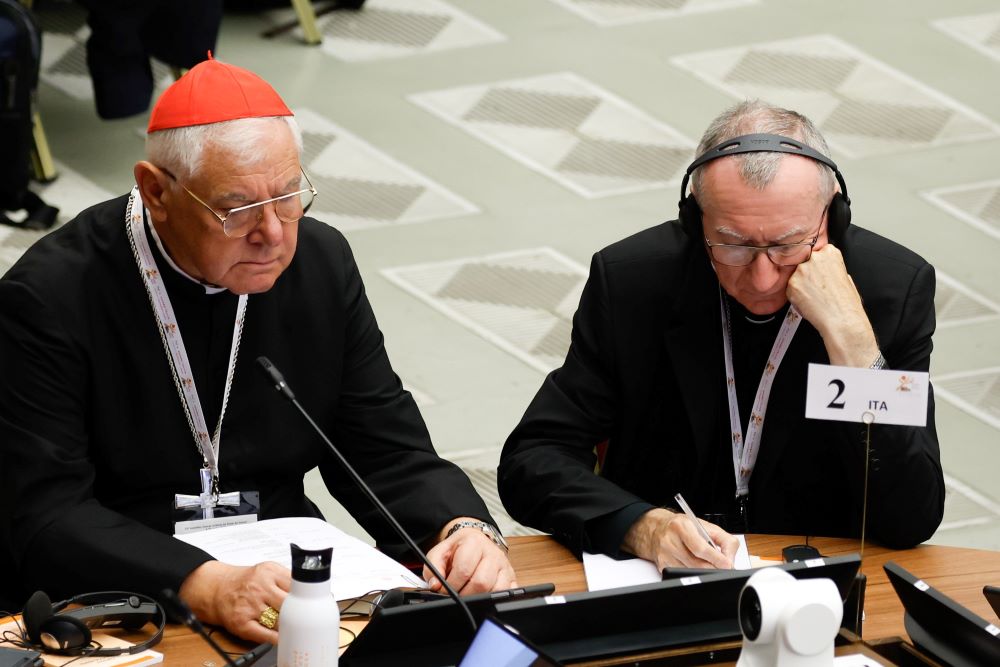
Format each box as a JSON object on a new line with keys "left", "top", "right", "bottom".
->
{"left": 258, "top": 606, "right": 279, "bottom": 629}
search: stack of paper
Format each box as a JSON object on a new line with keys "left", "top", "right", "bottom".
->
{"left": 175, "top": 517, "right": 426, "bottom": 600}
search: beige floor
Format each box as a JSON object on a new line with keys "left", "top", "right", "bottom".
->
{"left": 5, "top": 0, "right": 1000, "bottom": 551}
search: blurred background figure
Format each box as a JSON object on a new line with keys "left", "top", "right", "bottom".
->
{"left": 77, "top": 0, "right": 222, "bottom": 118}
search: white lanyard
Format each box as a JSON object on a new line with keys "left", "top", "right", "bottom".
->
{"left": 125, "top": 186, "right": 247, "bottom": 490}
{"left": 719, "top": 287, "right": 801, "bottom": 498}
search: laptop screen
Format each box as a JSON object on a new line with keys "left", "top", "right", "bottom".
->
{"left": 458, "top": 618, "right": 560, "bottom": 667}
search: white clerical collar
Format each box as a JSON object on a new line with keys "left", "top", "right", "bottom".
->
{"left": 145, "top": 209, "right": 227, "bottom": 295}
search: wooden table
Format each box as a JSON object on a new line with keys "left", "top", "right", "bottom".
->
{"left": 509, "top": 534, "right": 1000, "bottom": 641}
{"left": 155, "top": 534, "right": 1000, "bottom": 664}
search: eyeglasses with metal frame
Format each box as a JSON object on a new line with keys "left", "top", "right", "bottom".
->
{"left": 703, "top": 219, "right": 825, "bottom": 267}
{"left": 162, "top": 168, "right": 318, "bottom": 238}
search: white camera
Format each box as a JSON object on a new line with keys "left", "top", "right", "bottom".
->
{"left": 736, "top": 567, "right": 842, "bottom": 667}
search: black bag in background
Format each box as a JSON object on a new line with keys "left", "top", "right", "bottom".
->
{"left": 0, "top": 0, "right": 58, "bottom": 231}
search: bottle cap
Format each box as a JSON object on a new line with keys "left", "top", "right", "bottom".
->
{"left": 289, "top": 543, "right": 333, "bottom": 583}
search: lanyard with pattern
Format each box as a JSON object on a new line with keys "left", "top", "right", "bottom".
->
{"left": 719, "top": 287, "right": 802, "bottom": 499}
{"left": 125, "top": 186, "right": 247, "bottom": 501}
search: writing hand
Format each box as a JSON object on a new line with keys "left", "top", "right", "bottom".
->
{"left": 623, "top": 508, "right": 739, "bottom": 570}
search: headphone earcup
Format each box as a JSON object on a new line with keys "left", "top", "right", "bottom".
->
{"left": 678, "top": 194, "right": 703, "bottom": 239}
{"left": 39, "top": 615, "right": 92, "bottom": 652}
{"left": 827, "top": 191, "right": 851, "bottom": 243}
{"left": 23, "top": 591, "right": 54, "bottom": 645}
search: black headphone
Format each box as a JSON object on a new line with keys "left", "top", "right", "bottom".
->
{"left": 678, "top": 133, "right": 851, "bottom": 243}
{"left": 19, "top": 590, "right": 164, "bottom": 657}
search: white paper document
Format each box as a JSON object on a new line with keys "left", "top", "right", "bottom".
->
{"left": 583, "top": 534, "right": 751, "bottom": 591}
{"left": 175, "top": 517, "right": 426, "bottom": 600}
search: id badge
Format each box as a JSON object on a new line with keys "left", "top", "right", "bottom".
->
{"left": 173, "top": 491, "right": 261, "bottom": 536}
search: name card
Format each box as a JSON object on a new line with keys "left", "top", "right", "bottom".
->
{"left": 806, "top": 363, "right": 929, "bottom": 427}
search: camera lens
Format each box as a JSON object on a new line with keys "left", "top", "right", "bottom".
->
{"left": 739, "top": 587, "right": 762, "bottom": 640}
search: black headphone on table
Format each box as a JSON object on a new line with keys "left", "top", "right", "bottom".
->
{"left": 678, "top": 133, "right": 852, "bottom": 243}
{"left": 17, "top": 590, "right": 164, "bottom": 657}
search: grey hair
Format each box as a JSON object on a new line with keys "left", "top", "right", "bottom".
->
{"left": 145, "top": 115, "right": 303, "bottom": 181}
{"left": 690, "top": 100, "right": 836, "bottom": 207}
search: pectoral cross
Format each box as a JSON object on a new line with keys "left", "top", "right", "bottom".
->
{"left": 175, "top": 467, "right": 241, "bottom": 520}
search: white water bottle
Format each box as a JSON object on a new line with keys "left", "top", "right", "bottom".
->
{"left": 278, "top": 543, "right": 339, "bottom": 667}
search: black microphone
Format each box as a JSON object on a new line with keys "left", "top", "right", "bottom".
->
{"left": 160, "top": 589, "right": 273, "bottom": 667}
{"left": 255, "top": 356, "right": 478, "bottom": 634}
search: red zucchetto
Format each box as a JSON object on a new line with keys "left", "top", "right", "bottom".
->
{"left": 147, "top": 53, "right": 292, "bottom": 133}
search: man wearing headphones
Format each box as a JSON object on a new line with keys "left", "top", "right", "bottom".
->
{"left": 498, "top": 100, "right": 944, "bottom": 570}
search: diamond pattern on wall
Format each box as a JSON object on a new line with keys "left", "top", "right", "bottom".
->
{"left": 935, "top": 369, "right": 1000, "bottom": 431}
{"left": 933, "top": 12, "right": 1000, "bottom": 63}
{"left": 411, "top": 72, "right": 696, "bottom": 198}
{"left": 269, "top": 0, "right": 504, "bottom": 62}
{"left": 549, "top": 0, "right": 758, "bottom": 27}
{"left": 382, "top": 248, "right": 588, "bottom": 372}
{"left": 294, "top": 108, "right": 477, "bottom": 230}
{"left": 922, "top": 180, "right": 1000, "bottom": 242}
{"left": 671, "top": 34, "right": 1000, "bottom": 157}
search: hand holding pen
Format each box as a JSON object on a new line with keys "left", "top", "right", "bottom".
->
{"left": 674, "top": 493, "right": 720, "bottom": 551}
{"left": 622, "top": 495, "right": 740, "bottom": 570}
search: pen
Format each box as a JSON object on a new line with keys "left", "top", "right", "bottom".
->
{"left": 674, "top": 492, "right": 720, "bottom": 551}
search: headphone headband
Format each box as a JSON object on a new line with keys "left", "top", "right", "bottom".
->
{"left": 676, "top": 133, "right": 852, "bottom": 243}
{"left": 24, "top": 590, "right": 165, "bottom": 657}
{"left": 678, "top": 133, "right": 849, "bottom": 207}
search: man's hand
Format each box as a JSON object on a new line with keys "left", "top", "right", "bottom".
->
{"left": 786, "top": 244, "right": 879, "bottom": 367}
{"left": 178, "top": 560, "right": 291, "bottom": 644}
{"left": 622, "top": 508, "right": 739, "bottom": 570}
{"left": 424, "top": 519, "right": 517, "bottom": 595}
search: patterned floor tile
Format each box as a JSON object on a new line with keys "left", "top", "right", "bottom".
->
{"left": 268, "top": 0, "right": 504, "bottom": 62}
{"left": 382, "top": 248, "right": 588, "bottom": 372}
{"left": 39, "top": 24, "right": 174, "bottom": 105}
{"left": 932, "top": 12, "right": 1000, "bottom": 63}
{"left": 549, "top": 0, "right": 758, "bottom": 27}
{"left": 935, "top": 367, "right": 1000, "bottom": 431}
{"left": 411, "top": 72, "right": 696, "bottom": 198}
{"left": 935, "top": 272, "right": 1000, "bottom": 328}
{"left": 0, "top": 162, "right": 115, "bottom": 276}
{"left": 294, "top": 108, "right": 477, "bottom": 230}
{"left": 937, "top": 473, "right": 1000, "bottom": 533}
{"left": 671, "top": 35, "right": 1000, "bottom": 157}
{"left": 922, "top": 179, "right": 1000, "bottom": 242}
{"left": 401, "top": 381, "right": 435, "bottom": 408}
{"left": 462, "top": 467, "right": 544, "bottom": 537}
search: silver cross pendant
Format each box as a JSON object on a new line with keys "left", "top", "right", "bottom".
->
{"left": 174, "top": 467, "right": 241, "bottom": 520}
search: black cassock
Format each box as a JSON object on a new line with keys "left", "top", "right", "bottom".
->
{"left": 0, "top": 194, "right": 494, "bottom": 607}
{"left": 498, "top": 220, "right": 945, "bottom": 557}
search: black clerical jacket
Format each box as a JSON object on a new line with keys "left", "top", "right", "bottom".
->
{"left": 0, "top": 195, "right": 494, "bottom": 607}
{"left": 498, "top": 220, "right": 944, "bottom": 556}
